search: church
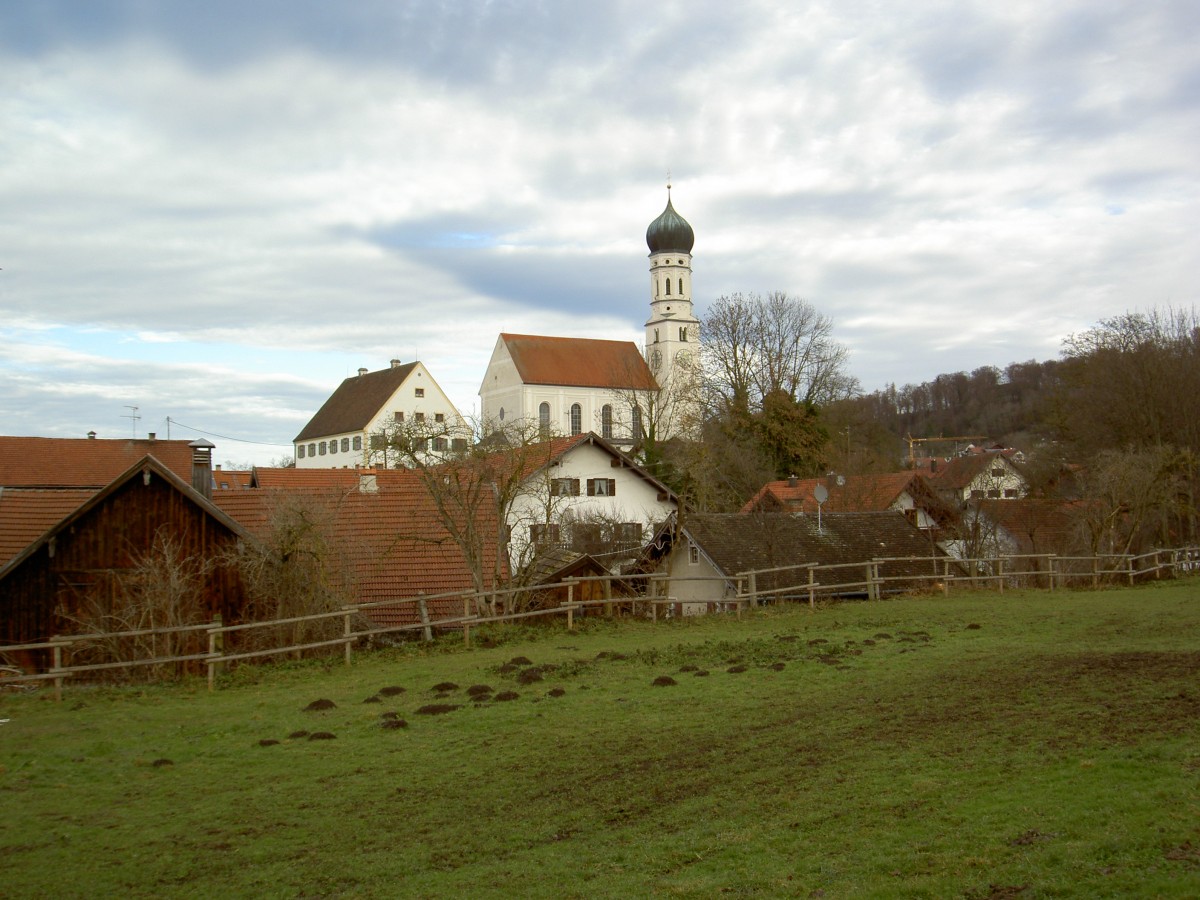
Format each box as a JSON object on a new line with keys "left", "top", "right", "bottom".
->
{"left": 478, "top": 188, "right": 702, "bottom": 445}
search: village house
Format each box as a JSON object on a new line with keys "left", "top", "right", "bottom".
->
{"left": 640, "top": 511, "right": 950, "bottom": 615}
{"left": 741, "top": 471, "right": 959, "bottom": 537}
{"left": 507, "top": 431, "right": 678, "bottom": 576}
{"left": 914, "top": 453, "right": 1029, "bottom": 505}
{"left": 293, "top": 359, "right": 468, "bottom": 469}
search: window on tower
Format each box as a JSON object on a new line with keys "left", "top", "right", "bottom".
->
{"left": 678, "top": 277, "right": 683, "bottom": 294}
{"left": 680, "top": 327, "right": 688, "bottom": 342}
{"left": 665, "top": 279, "right": 671, "bottom": 296}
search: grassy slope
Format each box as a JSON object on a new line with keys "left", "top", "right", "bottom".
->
{"left": 2, "top": 584, "right": 1199, "bottom": 898}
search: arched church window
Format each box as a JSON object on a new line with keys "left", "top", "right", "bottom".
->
{"left": 601, "top": 404, "right": 613, "bottom": 439}
{"left": 539, "top": 402, "right": 550, "bottom": 435}
{"left": 664, "top": 279, "right": 671, "bottom": 296}
{"left": 570, "top": 403, "right": 582, "bottom": 435}
{"left": 678, "top": 277, "right": 683, "bottom": 295}
{"left": 631, "top": 405, "right": 644, "bottom": 441}
{"left": 680, "top": 327, "right": 688, "bottom": 342}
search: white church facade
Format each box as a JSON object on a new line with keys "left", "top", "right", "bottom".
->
{"left": 479, "top": 189, "right": 702, "bottom": 444}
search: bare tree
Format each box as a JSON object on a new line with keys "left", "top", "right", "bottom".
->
{"left": 701, "top": 291, "right": 859, "bottom": 416}
{"left": 382, "top": 415, "right": 557, "bottom": 613}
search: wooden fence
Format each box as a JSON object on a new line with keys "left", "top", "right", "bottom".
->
{"left": 3, "top": 545, "right": 1197, "bottom": 699}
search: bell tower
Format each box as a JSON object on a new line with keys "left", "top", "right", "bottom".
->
{"left": 644, "top": 184, "right": 700, "bottom": 390}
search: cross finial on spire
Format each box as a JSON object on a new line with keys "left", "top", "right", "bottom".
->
{"left": 666, "top": 169, "right": 672, "bottom": 194}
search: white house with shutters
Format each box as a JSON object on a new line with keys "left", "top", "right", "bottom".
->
{"left": 507, "top": 432, "right": 678, "bottom": 574}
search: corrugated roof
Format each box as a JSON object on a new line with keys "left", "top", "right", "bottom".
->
{"left": 294, "top": 362, "right": 418, "bottom": 442}
{"left": 0, "top": 436, "right": 196, "bottom": 487}
{"left": 501, "top": 334, "right": 659, "bottom": 391}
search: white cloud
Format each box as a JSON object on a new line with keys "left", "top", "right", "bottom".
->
{"left": 1, "top": 1, "right": 1197, "bottom": 461}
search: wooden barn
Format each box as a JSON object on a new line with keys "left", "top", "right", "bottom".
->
{"left": 0, "top": 454, "right": 247, "bottom": 662}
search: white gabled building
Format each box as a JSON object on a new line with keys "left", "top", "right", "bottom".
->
{"left": 294, "top": 360, "right": 467, "bottom": 469}
{"left": 478, "top": 187, "right": 703, "bottom": 445}
{"left": 479, "top": 334, "right": 658, "bottom": 446}
{"left": 508, "top": 432, "right": 678, "bottom": 574}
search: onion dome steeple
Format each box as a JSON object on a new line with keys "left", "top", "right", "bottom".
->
{"left": 645, "top": 189, "right": 695, "bottom": 255}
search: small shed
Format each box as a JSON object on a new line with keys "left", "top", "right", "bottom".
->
{"left": 0, "top": 456, "right": 247, "bottom": 659}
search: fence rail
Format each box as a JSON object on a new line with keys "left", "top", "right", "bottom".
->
{"left": 3, "top": 545, "right": 1197, "bottom": 700}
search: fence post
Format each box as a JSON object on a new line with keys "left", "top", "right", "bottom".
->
{"left": 207, "top": 628, "right": 218, "bottom": 692}
{"left": 1092, "top": 557, "right": 1099, "bottom": 589}
{"left": 997, "top": 557, "right": 1005, "bottom": 594}
{"left": 808, "top": 567, "right": 816, "bottom": 610}
{"left": 748, "top": 572, "right": 758, "bottom": 608}
{"left": 566, "top": 581, "right": 574, "bottom": 631}
{"left": 52, "top": 639, "right": 64, "bottom": 703}
{"left": 343, "top": 609, "right": 353, "bottom": 666}
{"left": 417, "top": 594, "right": 433, "bottom": 642}
{"left": 1128, "top": 555, "right": 1135, "bottom": 587}
{"left": 603, "top": 576, "right": 613, "bottom": 618}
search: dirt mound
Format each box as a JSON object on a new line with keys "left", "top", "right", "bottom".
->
{"left": 727, "top": 665, "right": 747, "bottom": 674}
{"left": 380, "top": 719, "right": 408, "bottom": 730}
{"left": 652, "top": 676, "right": 677, "bottom": 687}
{"left": 508, "top": 656, "right": 533, "bottom": 666}
{"left": 416, "top": 704, "right": 460, "bottom": 715}
{"left": 466, "top": 684, "right": 494, "bottom": 697}
{"left": 547, "top": 688, "right": 566, "bottom": 697}
{"left": 288, "top": 730, "right": 310, "bottom": 739}
{"left": 493, "top": 691, "right": 520, "bottom": 702}
{"left": 517, "top": 668, "right": 544, "bottom": 684}
{"left": 303, "top": 699, "right": 336, "bottom": 711}
{"left": 151, "top": 758, "right": 173, "bottom": 767}
{"left": 432, "top": 682, "right": 459, "bottom": 692}
{"left": 378, "top": 686, "right": 406, "bottom": 696}
{"left": 362, "top": 696, "right": 381, "bottom": 704}
{"left": 308, "top": 732, "right": 336, "bottom": 741}
{"left": 258, "top": 739, "right": 279, "bottom": 747}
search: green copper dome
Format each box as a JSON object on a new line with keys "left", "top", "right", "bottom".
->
{"left": 646, "top": 195, "right": 695, "bottom": 254}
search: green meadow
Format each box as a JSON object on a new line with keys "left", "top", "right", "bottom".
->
{"left": 2, "top": 584, "right": 1199, "bottom": 898}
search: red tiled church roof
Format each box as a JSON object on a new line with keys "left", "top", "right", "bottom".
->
{"left": 500, "top": 334, "right": 658, "bottom": 391}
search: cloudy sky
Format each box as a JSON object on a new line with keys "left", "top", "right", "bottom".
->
{"left": 2, "top": 1, "right": 1197, "bottom": 465}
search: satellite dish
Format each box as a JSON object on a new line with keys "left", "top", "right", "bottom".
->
{"left": 813, "top": 484, "right": 829, "bottom": 504}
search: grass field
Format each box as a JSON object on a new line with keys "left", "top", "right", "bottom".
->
{"left": 2, "top": 583, "right": 1199, "bottom": 898}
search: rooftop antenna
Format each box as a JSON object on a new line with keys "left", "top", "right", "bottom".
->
{"left": 813, "top": 483, "right": 829, "bottom": 533}
{"left": 122, "top": 405, "right": 141, "bottom": 438}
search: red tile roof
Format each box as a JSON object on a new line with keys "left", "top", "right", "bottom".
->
{"left": 0, "top": 437, "right": 196, "bottom": 487}
{"left": 294, "top": 362, "right": 418, "bottom": 442}
{"left": 212, "top": 468, "right": 506, "bottom": 628}
{"left": 0, "top": 488, "right": 95, "bottom": 566}
{"left": 742, "top": 472, "right": 925, "bottom": 515}
{"left": 212, "top": 468, "right": 253, "bottom": 491}
{"left": 501, "top": 334, "right": 659, "bottom": 391}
